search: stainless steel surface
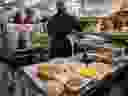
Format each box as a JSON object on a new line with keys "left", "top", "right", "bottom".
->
{"left": 78, "top": 32, "right": 112, "bottom": 48}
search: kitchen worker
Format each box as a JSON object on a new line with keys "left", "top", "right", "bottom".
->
{"left": 48, "top": 1, "right": 82, "bottom": 59}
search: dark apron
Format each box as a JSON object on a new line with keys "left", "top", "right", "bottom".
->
{"left": 49, "top": 36, "right": 72, "bottom": 59}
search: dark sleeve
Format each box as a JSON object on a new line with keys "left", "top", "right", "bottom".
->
{"left": 72, "top": 16, "right": 82, "bottom": 32}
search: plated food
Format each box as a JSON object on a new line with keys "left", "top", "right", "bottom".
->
{"left": 37, "top": 63, "right": 112, "bottom": 95}
{"left": 96, "top": 48, "right": 112, "bottom": 64}
{"left": 35, "top": 47, "right": 112, "bottom": 95}
{"left": 96, "top": 10, "right": 128, "bottom": 32}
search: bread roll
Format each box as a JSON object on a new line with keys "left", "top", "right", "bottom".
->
{"left": 66, "top": 74, "right": 81, "bottom": 92}
{"left": 48, "top": 80, "right": 64, "bottom": 96}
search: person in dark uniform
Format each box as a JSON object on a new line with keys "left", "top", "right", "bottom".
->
{"left": 47, "top": 1, "right": 82, "bottom": 59}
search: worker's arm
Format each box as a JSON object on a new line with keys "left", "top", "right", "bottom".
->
{"left": 72, "top": 16, "right": 82, "bottom": 32}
